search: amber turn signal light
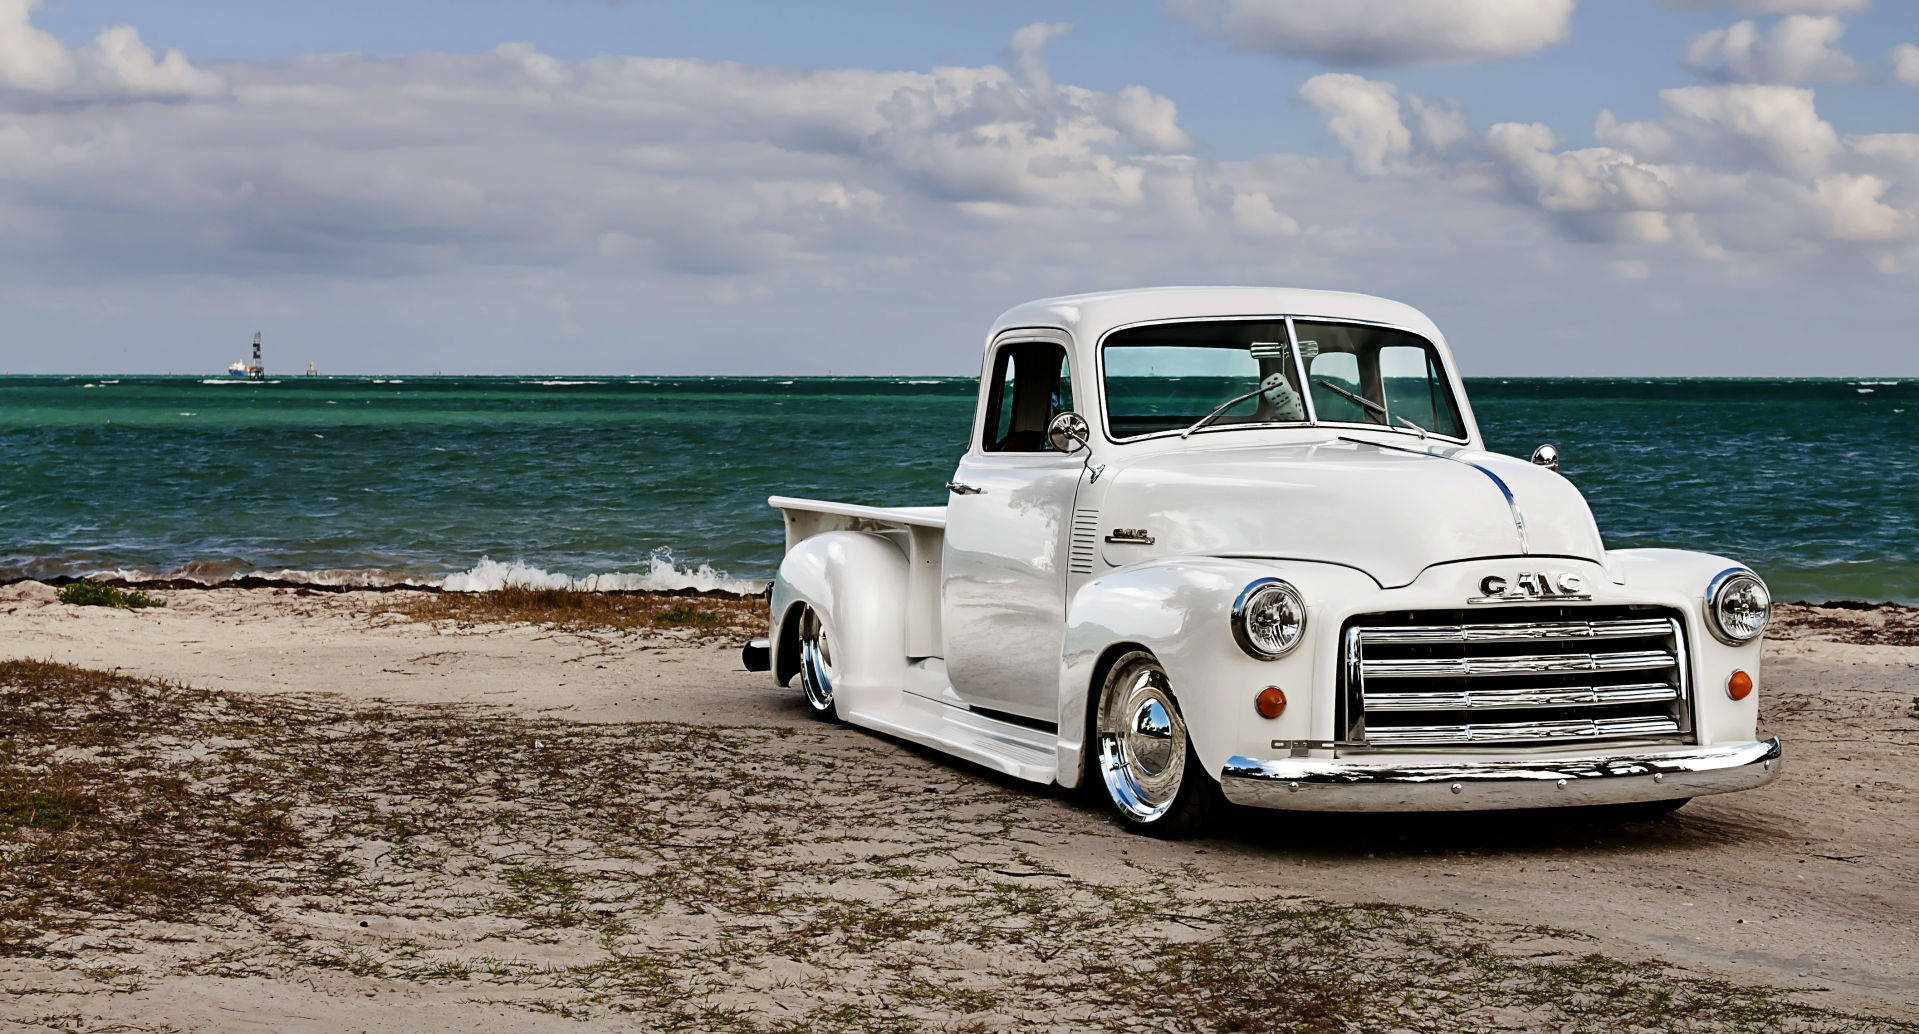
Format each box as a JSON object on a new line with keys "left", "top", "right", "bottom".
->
{"left": 1255, "top": 686, "right": 1287, "bottom": 719}
{"left": 1726, "top": 670, "right": 1753, "bottom": 701}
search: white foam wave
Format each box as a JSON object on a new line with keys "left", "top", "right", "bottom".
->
{"left": 61, "top": 549, "right": 764, "bottom": 595}
{"left": 524, "top": 379, "right": 601, "bottom": 386}
{"left": 441, "top": 550, "right": 762, "bottom": 594}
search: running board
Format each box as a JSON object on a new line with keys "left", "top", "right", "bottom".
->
{"left": 843, "top": 694, "right": 1057, "bottom": 784}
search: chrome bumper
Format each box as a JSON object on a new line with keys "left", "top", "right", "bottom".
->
{"left": 1219, "top": 737, "right": 1781, "bottom": 812}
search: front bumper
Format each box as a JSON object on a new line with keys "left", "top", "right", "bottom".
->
{"left": 1219, "top": 737, "right": 1781, "bottom": 812}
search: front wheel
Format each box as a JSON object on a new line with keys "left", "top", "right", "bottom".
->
{"left": 795, "top": 603, "right": 839, "bottom": 721}
{"left": 1092, "top": 651, "right": 1221, "bottom": 838}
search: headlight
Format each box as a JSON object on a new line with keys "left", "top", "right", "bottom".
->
{"left": 1232, "top": 578, "right": 1307, "bottom": 659}
{"left": 1706, "top": 569, "right": 1770, "bottom": 644}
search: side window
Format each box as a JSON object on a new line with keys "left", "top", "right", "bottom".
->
{"left": 983, "top": 341, "right": 1073, "bottom": 452}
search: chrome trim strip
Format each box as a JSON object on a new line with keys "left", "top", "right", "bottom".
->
{"left": 1459, "top": 459, "right": 1528, "bottom": 554}
{"left": 1364, "top": 681, "right": 1679, "bottom": 713}
{"left": 1669, "top": 615, "right": 1694, "bottom": 735}
{"left": 1362, "top": 715, "right": 1682, "bottom": 745}
{"left": 1361, "top": 649, "right": 1678, "bottom": 679}
{"left": 1357, "top": 619, "right": 1673, "bottom": 645}
{"left": 1285, "top": 316, "right": 1318, "bottom": 425}
{"left": 1342, "top": 624, "right": 1366, "bottom": 743}
{"left": 1219, "top": 737, "right": 1782, "bottom": 812}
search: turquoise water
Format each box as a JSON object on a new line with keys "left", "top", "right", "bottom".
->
{"left": 1, "top": 376, "right": 1913, "bottom": 602}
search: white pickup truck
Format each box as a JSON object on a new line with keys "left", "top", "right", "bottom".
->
{"left": 743, "top": 287, "right": 1780, "bottom": 836}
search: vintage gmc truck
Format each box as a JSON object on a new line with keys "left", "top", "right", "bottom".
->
{"left": 743, "top": 287, "right": 1781, "bottom": 836}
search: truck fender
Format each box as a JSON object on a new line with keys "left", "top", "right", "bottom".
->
{"left": 1055, "top": 556, "right": 1377, "bottom": 789}
{"left": 1604, "top": 547, "right": 1767, "bottom": 745}
{"left": 769, "top": 530, "right": 909, "bottom": 713}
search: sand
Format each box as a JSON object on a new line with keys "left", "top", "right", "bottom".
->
{"left": 1, "top": 584, "right": 1914, "bottom": 1031}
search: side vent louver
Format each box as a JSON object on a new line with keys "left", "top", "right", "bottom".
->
{"left": 1069, "top": 508, "right": 1100, "bottom": 575}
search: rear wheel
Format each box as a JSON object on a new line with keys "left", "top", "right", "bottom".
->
{"left": 795, "top": 603, "right": 839, "bottom": 721}
{"left": 1093, "top": 651, "right": 1221, "bottom": 838}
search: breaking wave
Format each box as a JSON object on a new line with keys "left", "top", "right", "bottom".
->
{"left": 7, "top": 548, "right": 764, "bottom": 596}
{"left": 439, "top": 550, "right": 762, "bottom": 594}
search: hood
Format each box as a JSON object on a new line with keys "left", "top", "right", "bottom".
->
{"left": 1095, "top": 439, "right": 1606, "bottom": 588}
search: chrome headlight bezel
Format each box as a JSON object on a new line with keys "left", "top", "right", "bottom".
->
{"left": 1705, "top": 568, "right": 1771, "bottom": 645}
{"left": 1232, "top": 578, "right": 1307, "bottom": 660}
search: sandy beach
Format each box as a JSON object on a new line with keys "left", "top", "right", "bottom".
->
{"left": 1, "top": 583, "right": 1914, "bottom": 1032}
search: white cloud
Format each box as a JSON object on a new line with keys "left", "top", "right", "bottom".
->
{"left": 1811, "top": 173, "right": 1912, "bottom": 242}
{"left": 0, "top": 0, "right": 221, "bottom": 100}
{"left": 1112, "top": 84, "right": 1194, "bottom": 153}
{"left": 1408, "top": 95, "right": 1471, "bottom": 153}
{"left": 1594, "top": 109, "right": 1677, "bottom": 159}
{"left": 1174, "top": 0, "right": 1573, "bottom": 66}
{"left": 0, "top": 0, "right": 73, "bottom": 90}
{"left": 1892, "top": 42, "right": 1919, "bottom": 87}
{"left": 1683, "top": 16, "right": 1863, "bottom": 83}
{"left": 80, "top": 25, "right": 225, "bottom": 99}
{"left": 1298, "top": 73, "right": 1412, "bottom": 175}
{"left": 1229, "top": 191, "right": 1301, "bottom": 236}
{"left": 1484, "top": 83, "right": 1915, "bottom": 262}
{"left": 1297, "top": 73, "right": 1470, "bottom": 173}
{"left": 1660, "top": 84, "right": 1839, "bottom": 177}
{"left": 1003, "top": 22, "right": 1071, "bottom": 92}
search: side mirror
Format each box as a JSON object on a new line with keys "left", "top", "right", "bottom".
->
{"left": 1531, "top": 443, "right": 1560, "bottom": 471}
{"left": 1047, "top": 411, "right": 1090, "bottom": 453}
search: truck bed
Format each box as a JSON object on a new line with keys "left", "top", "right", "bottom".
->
{"left": 766, "top": 496, "right": 946, "bottom": 532}
{"left": 768, "top": 495, "right": 947, "bottom": 660}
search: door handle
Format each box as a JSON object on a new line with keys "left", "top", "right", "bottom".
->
{"left": 945, "top": 481, "right": 984, "bottom": 495}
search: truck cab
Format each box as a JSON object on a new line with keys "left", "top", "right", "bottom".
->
{"left": 751, "top": 287, "right": 1780, "bottom": 836}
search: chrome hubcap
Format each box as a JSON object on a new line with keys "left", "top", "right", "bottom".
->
{"left": 797, "top": 605, "right": 835, "bottom": 712}
{"left": 1097, "top": 663, "right": 1188, "bottom": 822}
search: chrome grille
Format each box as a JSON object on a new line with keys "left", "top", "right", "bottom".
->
{"left": 1340, "top": 606, "right": 1691, "bottom": 748}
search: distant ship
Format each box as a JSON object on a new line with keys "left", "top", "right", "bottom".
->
{"left": 227, "top": 332, "right": 266, "bottom": 380}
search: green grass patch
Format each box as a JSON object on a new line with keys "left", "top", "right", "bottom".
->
{"left": 55, "top": 581, "right": 165, "bottom": 609}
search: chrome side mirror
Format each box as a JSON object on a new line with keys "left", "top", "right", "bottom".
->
{"left": 1047, "top": 411, "right": 1090, "bottom": 453}
{"left": 1531, "top": 443, "right": 1560, "bottom": 471}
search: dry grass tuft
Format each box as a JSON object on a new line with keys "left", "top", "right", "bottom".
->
{"left": 374, "top": 586, "right": 762, "bottom": 640}
{"left": 0, "top": 660, "right": 293, "bottom": 954}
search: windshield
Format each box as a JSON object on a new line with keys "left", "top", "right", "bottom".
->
{"left": 1295, "top": 320, "right": 1465, "bottom": 438}
{"left": 1101, "top": 321, "right": 1307, "bottom": 440}
{"left": 1101, "top": 318, "right": 1465, "bottom": 441}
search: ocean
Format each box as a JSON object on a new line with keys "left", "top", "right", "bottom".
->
{"left": 1, "top": 376, "right": 1913, "bottom": 603}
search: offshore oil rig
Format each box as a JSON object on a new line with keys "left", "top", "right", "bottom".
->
{"left": 226, "top": 332, "right": 266, "bottom": 380}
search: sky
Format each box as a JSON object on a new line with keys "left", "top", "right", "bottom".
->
{"left": 0, "top": 0, "right": 1914, "bottom": 376}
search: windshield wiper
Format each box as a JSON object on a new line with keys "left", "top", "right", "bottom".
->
{"left": 1179, "top": 385, "right": 1269, "bottom": 439}
{"left": 1314, "top": 378, "right": 1430, "bottom": 438}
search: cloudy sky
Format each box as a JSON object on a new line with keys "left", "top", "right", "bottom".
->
{"left": 1, "top": 0, "right": 1913, "bottom": 375}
